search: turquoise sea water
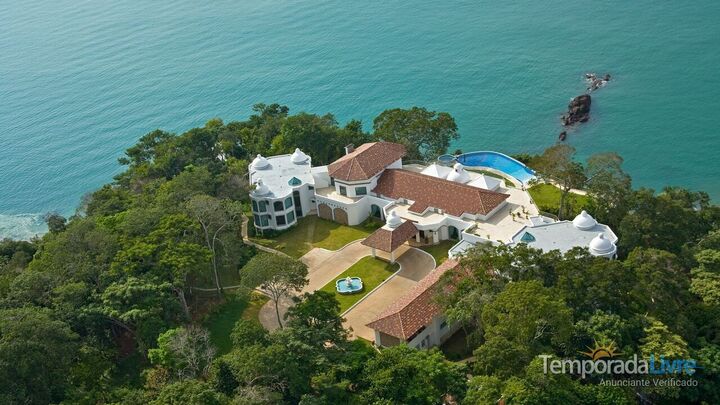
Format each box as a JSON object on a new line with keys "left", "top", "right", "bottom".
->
{"left": 2, "top": 1, "right": 719, "bottom": 239}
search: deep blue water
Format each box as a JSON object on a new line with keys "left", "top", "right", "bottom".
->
{"left": 2, "top": 1, "right": 719, "bottom": 239}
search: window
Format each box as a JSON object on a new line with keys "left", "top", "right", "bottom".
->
{"left": 308, "top": 185, "right": 314, "bottom": 190}
{"left": 287, "top": 211, "right": 295, "bottom": 223}
{"left": 355, "top": 186, "right": 367, "bottom": 196}
{"left": 339, "top": 186, "right": 347, "bottom": 196}
{"left": 284, "top": 197, "right": 293, "bottom": 209}
{"left": 440, "top": 320, "right": 448, "bottom": 330}
{"left": 276, "top": 215, "right": 286, "bottom": 226}
{"left": 254, "top": 215, "right": 269, "bottom": 227}
{"left": 273, "top": 201, "right": 284, "bottom": 212}
{"left": 258, "top": 200, "right": 267, "bottom": 212}
{"left": 330, "top": 178, "right": 335, "bottom": 186}
{"left": 252, "top": 200, "right": 258, "bottom": 212}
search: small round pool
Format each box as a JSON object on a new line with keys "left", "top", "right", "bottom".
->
{"left": 336, "top": 277, "right": 363, "bottom": 294}
{"left": 456, "top": 151, "right": 535, "bottom": 184}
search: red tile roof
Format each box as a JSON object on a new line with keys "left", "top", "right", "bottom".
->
{"left": 366, "top": 259, "right": 459, "bottom": 340}
{"left": 361, "top": 221, "right": 418, "bottom": 253}
{"left": 373, "top": 169, "right": 510, "bottom": 217}
{"left": 328, "top": 142, "right": 406, "bottom": 182}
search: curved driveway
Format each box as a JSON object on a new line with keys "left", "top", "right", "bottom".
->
{"left": 258, "top": 241, "right": 436, "bottom": 336}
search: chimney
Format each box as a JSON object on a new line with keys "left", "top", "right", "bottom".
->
{"left": 344, "top": 144, "right": 355, "bottom": 155}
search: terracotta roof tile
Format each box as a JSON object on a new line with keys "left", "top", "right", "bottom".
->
{"left": 373, "top": 169, "right": 510, "bottom": 217}
{"left": 361, "top": 221, "right": 418, "bottom": 253}
{"left": 366, "top": 259, "right": 459, "bottom": 340}
{"left": 328, "top": 142, "right": 406, "bottom": 181}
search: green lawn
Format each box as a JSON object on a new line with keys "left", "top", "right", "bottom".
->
{"left": 319, "top": 256, "right": 398, "bottom": 313}
{"left": 251, "top": 216, "right": 382, "bottom": 258}
{"left": 528, "top": 183, "right": 589, "bottom": 217}
{"left": 420, "top": 240, "right": 456, "bottom": 265}
{"left": 204, "top": 291, "right": 269, "bottom": 354}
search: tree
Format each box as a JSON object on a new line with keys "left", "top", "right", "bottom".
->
{"left": 0, "top": 307, "right": 79, "bottom": 405}
{"left": 149, "top": 326, "right": 216, "bottom": 380}
{"left": 97, "top": 277, "right": 181, "bottom": 353}
{"left": 45, "top": 212, "right": 68, "bottom": 233}
{"left": 150, "top": 380, "right": 228, "bottom": 405}
{"left": 186, "top": 195, "right": 244, "bottom": 296}
{"left": 286, "top": 291, "right": 348, "bottom": 345}
{"left": 359, "top": 345, "right": 467, "bottom": 405}
{"left": 372, "top": 107, "right": 459, "bottom": 161}
{"left": 533, "top": 144, "right": 587, "bottom": 219}
{"left": 584, "top": 152, "right": 632, "bottom": 228}
{"left": 231, "top": 319, "right": 269, "bottom": 347}
{"left": 241, "top": 253, "right": 308, "bottom": 328}
{"left": 690, "top": 249, "right": 720, "bottom": 307}
{"left": 619, "top": 187, "right": 714, "bottom": 254}
{"left": 474, "top": 281, "right": 573, "bottom": 377}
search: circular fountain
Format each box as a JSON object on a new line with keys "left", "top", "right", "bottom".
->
{"left": 335, "top": 276, "right": 363, "bottom": 294}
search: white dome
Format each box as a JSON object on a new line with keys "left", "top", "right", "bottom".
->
{"left": 572, "top": 210, "right": 597, "bottom": 230}
{"left": 290, "top": 148, "right": 309, "bottom": 164}
{"left": 251, "top": 154, "right": 270, "bottom": 169}
{"left": 386, "top": 210, "right": 402, "bottom": 228}
{"left": 253, "top": 179, "right": 270, "bottom": 195}
{"left": 589, "top": 233, "right": 616, "bottom": 255}
{"left": 447, "top": 163, "right": 471, "bottom": 183}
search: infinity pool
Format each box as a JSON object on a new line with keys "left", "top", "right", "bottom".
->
{"left": 456, "top": 151, "right": 535, "bottom": 184}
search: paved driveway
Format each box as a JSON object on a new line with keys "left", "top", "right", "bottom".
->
{"left": 259, "top": 240, "right": 372, "bottom": 330}
{"left": 258, "top": 241, "right": 436, "bottom": 337}
{"left": 343, "top": 246, "right": 435, "bottom": 341}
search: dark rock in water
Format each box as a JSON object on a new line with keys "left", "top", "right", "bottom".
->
{"left": 558, "top": 131, "right": 567, "bottom": 141}
{"left": 563, "top": 94, "right": 591, "bottom": 126}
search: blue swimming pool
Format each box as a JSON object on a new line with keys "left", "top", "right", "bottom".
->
{"left": 456, "top": 151, "right": 535, "bottom": 184}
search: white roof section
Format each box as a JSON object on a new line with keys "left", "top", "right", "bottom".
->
{"left": 511, "top": 220, "right": 618, "bottom": 255}
{"left": 249, "top": 153, "right": 315, "bottom": 199}
{"left": 290, "top": 148, "right": 309, "bottom": 164}
{"left": 467, "top": 174, "right": 502, "bottom": 191}
{"left": 251, "top": 154, "right": 270, "bottom": 170}
{"left": 420, "top": 163, "right": 452, "bottom": 179}
{"left": 572, "top": 210, "right": 598, "bottom": 230}
{"left": 447, "top": 163, "right": 471, "bottom": 183}
{"left": 589, "top": 233, "right": 616, "bottom": 255}
{"left": 386, "top": 210, "right": 403, "bottom": 228}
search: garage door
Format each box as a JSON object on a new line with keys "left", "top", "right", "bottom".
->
{"left": 318, "top": 203, "right": 333, "bottom": 220}
{"left": 333, "top": 208, "right": 348, "bottom": 225}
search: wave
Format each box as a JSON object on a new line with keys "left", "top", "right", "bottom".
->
{"left": 0, "top": 213, "right": 48, "bottom": 241}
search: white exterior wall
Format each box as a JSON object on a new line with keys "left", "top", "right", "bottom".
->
{"left": 315, "top": 194, "right": 370, "bottom": 226}
{"left": 404, "top": 316, "right": 460, "bottom": 349}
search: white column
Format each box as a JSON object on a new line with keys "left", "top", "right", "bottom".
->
{"left": 390, "top": 251, "right": 395, "bottom": 263}
{"left": 415, "top": 232, "right": 421, "bottom": 243}
{"left": 432, "top": 230, "right": 439, "bottom": 244}
{"left": 371, "top": 248, "right": 376, "bottom": 258}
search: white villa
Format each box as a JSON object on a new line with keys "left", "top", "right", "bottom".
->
{"left": 249, "top": 141, "right": 618, "bottom": 348}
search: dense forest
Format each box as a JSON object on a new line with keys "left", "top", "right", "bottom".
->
{"left": 1, "top": 104, "right": 718, "bottom": 404}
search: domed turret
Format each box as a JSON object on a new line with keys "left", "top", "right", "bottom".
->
{"left": 386, "top": 210, "right": 402, "bottom": 228}
{"left": 446, "top": 163, "right": 471, "bottom": 183}
{"left": 251, "top": 154, "right": 270, "bottom": 170}
{"left": 290, "top": 148, "right": 309, "bottom": 164}
{"left": 589, "top": 233, "right": 616, "bottom": 257}
{"left": 572, "top": 210, "right": 597, "bottom": 230}
{"left": 253, "top": 179, "right": 270, "bottom": 196}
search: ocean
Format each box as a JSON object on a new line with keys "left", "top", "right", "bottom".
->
{"left": 2, "top": 0, "right": 719, "bottom": 239}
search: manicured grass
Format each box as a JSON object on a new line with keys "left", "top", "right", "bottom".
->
{"left": 528, "top": 183, "right": 589, "bottom": 217}
{"left": 420, "top": 240, "right": 456, "bottom": 265}
{"left": 251, "top": 216, "right": 382, "bottom": 258}
{"left": 319, "top": 256, "right": 398, "bottom": 313}
{"left": 204, "top": 291, "right": 269, "bottom": 354}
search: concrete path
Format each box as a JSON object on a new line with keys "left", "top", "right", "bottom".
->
{"left": 258, "top": 240, "right": 374, "bottom": 330}
{"left": 343, "top": 246, "right": 435, "bottom": 341}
